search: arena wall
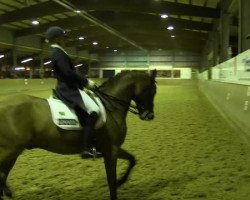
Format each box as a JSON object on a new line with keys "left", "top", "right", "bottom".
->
{"left": 198, "top": 50, "right": 250, "bottom": 135}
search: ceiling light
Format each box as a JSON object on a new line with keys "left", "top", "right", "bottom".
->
{"left": 161, "top": 14, "right": 168, "bottom": 19}
{"left": 75, "top": 10, "right": 81, "bottom": 13}
{"left": 114, "top": 49, "right": 118, "bottom": 52}
{"left": 15, "top": 67, "right": 25, "bottom": 71}
{"left": 21, "top": 58, "right": 33, "bottom": 63}
{"left": 171, "top": 35, "right": 175, "bottom": 38}
{"left": 106, "top": 46, "right": 110, "bottom": 49}
{"left": 78, "top": 36, "right": 84, "bottom": 40}
{"left": 167, "top": 25, "right": 174, "bottom": 30}
{"left": 44, "top": 61, "right": 51, "bottom": 65}
{"left": 92, "top": 41, "right": 98, "bottom": 45}
{"left": 0, "top": 54, "right": 4, "bottom": 59}
{"left": 32, "top": 19, "right": 39, "bottom": 25}
{"left": 75, "top": 64, "right": 83, "bottom": 67}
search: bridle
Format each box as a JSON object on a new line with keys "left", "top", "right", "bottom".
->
{"left": 94, "top": 88, "right": 143, "bottom": 115}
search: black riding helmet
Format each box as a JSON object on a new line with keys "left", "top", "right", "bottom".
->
{"left": 46, "top": 26, "right": 66, "bottom": 43}
{"left": 247, "top": 34, "right": 250, "bottom": 40}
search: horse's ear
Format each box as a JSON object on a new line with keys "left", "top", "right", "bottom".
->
{"left": 150, "top": 69, "right": 157, "bottom": 80}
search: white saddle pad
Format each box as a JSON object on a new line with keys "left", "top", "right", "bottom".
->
{"left": 47, "top": 90, "right": 106, "bottom": 130}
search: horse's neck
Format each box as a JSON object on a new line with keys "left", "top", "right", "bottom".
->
{"left": 102, "top": 75, "right": 135, "bottom": 103}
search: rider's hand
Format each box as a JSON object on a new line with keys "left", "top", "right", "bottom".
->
{"left": 87, "top": 79, "right": 97, "bottom": 89}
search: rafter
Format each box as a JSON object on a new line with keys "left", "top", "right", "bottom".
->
{"left": 67, "top": 36, "right": 205, "bottom": 50}
{"left": 80, "top": 43, "right": 203, "bottom": 53}
{"left": 15, "top": 16, "right": 91, "bottom": 37}
{"left": 15, "top": 13, "right": 212, "bottom": 37}
{"left": 91, "top": 12, "right": 213, "bottom": 31}
{"left": 0, "top": 0, "right": 220, "bottom": 25}
{"left": 0, "top": 0, "right": 215, "bottom": 54}
{"left": 0, "top": 1, "right": 18, "bottom": 10}
{"left": 17, "top": 53, "right": 41, "bottom": 62}
{"left": 70, "top": 0, "right": 220, "bottom": 18}
{"left": 0, "top": 1, "right": 67, "bottom": 24}
{"left": 67, "top": 25, "right": 208, "bottom": 40}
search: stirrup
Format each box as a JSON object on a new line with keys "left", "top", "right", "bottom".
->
{"left": 81, "top": 152, "right": 93, "bottom": 159}
{"left": 92, "top": 147, "right": 103, "bottom": 159}
{"left": 81, "top": 147, "right": 102, "bottom": 159}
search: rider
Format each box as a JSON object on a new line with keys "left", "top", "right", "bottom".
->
{"left": 46, "top": 26, "right": 101, "bottom": 159}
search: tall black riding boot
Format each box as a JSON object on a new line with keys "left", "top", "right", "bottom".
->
{"left": 74, "top": 106, "right": 89, "bottom": 126}
{"left": 81, "top": 111, "right": 101, "bottom": 159}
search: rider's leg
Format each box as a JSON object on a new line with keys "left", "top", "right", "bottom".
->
{"left": 74, "top": 106, "right": 93, "bottom": 149}
{"left": 74, "top": 105, "right": 89, "bottom": 126}
{"left": 81, "top": 111, "right": 98, "bottom": 158}
{"left": 74, "top": 106, "right": 96, "bottom": 158}
{"left": 77, "top": 90, "right": 102, "bottom": 158}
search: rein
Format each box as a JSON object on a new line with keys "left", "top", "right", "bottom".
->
{"left": 94, "top": 88, "right": 140, "bottom": 115}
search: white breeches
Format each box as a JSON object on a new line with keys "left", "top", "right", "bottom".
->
{"left": 79, "top": 90, "right": 100, "bottom": 115}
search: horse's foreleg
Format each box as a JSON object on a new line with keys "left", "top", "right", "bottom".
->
{"left": 0, "top": 150, "right": 20, "bottom": 199}
{"left": 0, "top": 172, "right": 12, "bottom": 199}
{"left": 0, "top": 173, "right": 4, "bottom": 200}
{"left": 104, "top": 145, "right": 118, "bottom": 200}
{"left": 117, "top": 148, "right": 136, "bottom": 187}
{"left": 0, "top": 171, "right": 11, "bottom": 200}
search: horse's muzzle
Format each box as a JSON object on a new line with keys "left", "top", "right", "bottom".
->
{"left": 140, "top": 111, "right": 154, "bottom": 121}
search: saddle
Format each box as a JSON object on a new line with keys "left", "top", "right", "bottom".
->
{"left": 47, "top": 90, "right": 106, "bottom": 130}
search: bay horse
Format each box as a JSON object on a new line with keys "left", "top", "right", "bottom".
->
{"left": 0, "top": 70, "right": 157, "bottom": 200}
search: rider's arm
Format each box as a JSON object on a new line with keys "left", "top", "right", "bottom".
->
{"left": 52, "top": 49, "right": 88, "bottom": 88}
{"left": 86, "top": 79, "right": 97, "bottom": 89}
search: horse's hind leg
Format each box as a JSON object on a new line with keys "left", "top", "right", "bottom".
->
{"left": 117, "top": 148, "right": 136, "bottom": 187}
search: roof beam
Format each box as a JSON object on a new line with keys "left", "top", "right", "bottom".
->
{"left": 52, "top": 0, "right": 147, "bottom": 51}
{"left": 0, "top": 0, "right": 220, "bottom": 25}
{"left": 71, "top": 0, "right": 220, "bottom": 18}
{"left": 82, "top": 43, "right": 203, "bottom": 53}
{"left": 0, "top": 1, "right": 68, "bottom": 24}
{"left": 68, "top": 36, "right": 205, "bottom": 49}
{"left": 0, "top": 1, "right": 67, "bottom": 24}
{"left": 67, "top": 25, "right": 208, "bottom": 40}
{"left": 17, "top": 53, "right": 41, "bottom": 62}
{"left": 92, "top": 12, "right": 213, "bottom": 31}
{"left": 15, "top": 16, "right": 91, "bottom": 37}
{"left": 15, "top": 13, "right": 212, "bottom": 37}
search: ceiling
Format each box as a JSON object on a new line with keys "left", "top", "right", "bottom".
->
{"left": 0, "top": 0, "right": 223, "bottom": 55}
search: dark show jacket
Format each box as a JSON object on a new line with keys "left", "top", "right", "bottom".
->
{"left": 50, "top": 45, "right": 88, "bottom": 108}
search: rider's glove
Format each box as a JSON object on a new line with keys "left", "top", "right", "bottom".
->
{"left": 87, "top": 79, "right": 97, "bottom": 89}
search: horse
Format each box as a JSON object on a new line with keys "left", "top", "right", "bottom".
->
{"left": 0, "top": 70, "right": 157, "bottom": 200}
